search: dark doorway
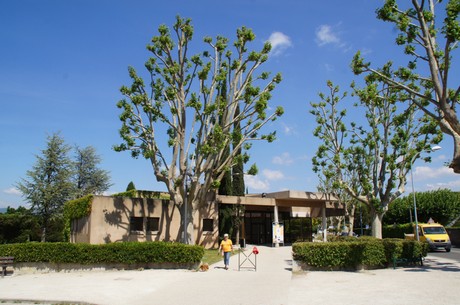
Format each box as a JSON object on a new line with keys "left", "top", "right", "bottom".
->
{"left": 242, "top": 210, "right": 313, "bottom": 245}
{"left": 284, "top": 217, "right": 312, "bottom": 243}
{"left": 244, "top": 211, "right": 272, "bottom": 244}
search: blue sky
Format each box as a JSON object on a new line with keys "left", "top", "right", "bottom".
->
{"left": 1, "top": 0, "right": 459, "bottom": 209}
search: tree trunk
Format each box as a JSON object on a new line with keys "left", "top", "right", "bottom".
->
{"left": 180, "top": 199, "right": 195, "bottom": 245}
{"left": 41, "top": 218, "right": 48, "bottom": 243}
{"left": 336, "top": 216, "right": 343, "bottom": 234}
{"left": 348, "top": 204, "right": 356, "bottom": 236}
{"left": 371, "top": 211, "right": 384, "bottom": 239}
{"left": 450, "top": 132, "right": 460, "bottom": 173}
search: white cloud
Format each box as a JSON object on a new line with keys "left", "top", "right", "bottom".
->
{"left": 412, "top": 166, "right": 453, "bottom": 180}
{"left": 3, "top": 187, "right": 20, "bottom": 196}
{"left": 434, "top": 154, "right": 448, "bottom": 162}
{"left": 426, "top": 180, "right": 460, "bottom": 191}
{"left": 411, "top": 165, "right": 460, "bottom": 191}
{"left": 272, "top": 153, "right": 294, "bottom": 166}
{"left": 245, "top": 175, "right": 270, "bottom": 191}
{"left": 263, "top": 169, "right": 285, "bottom": 180}
{"left": 315, "top": 24, "right": 350, "bottom": 51}
{"left": 267, "top": 32, "right": 292, "bottom": 56}
{"left": 282, "top": 122, "right": 295, "bottom": 135}
{"left": 315, "top": 25, "right": 340, "bottom": 46}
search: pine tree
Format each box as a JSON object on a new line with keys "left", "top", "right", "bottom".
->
{"left": 17, "top": 133, "right": 74, "bottom": 242}
{"left": 74, "top": 146, "right": 112, "bottom": 198}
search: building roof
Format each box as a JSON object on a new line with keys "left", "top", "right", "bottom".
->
{"left": 216, "top": 190, "right": 344, "bottom": 216}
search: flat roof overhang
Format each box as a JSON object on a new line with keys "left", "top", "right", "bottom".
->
{"left": 216, "top": 190, "right": 344, "bottom": 215}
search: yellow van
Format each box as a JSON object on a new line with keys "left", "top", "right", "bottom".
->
{"left": 410, "top": 223, "right": 452, "bottom": 252}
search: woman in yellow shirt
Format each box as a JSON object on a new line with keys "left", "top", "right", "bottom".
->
{"left": 219, "top": 233, "right": 233, "bottom": 270}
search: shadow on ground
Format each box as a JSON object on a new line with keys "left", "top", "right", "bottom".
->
{"left": 402, "top": 258, "right": 460, "bottom": 273}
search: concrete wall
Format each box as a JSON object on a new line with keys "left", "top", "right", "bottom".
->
{"left": 71, "top": 196, "right": 219, "bottom": 249}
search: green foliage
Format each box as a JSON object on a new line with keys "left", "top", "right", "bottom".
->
{"left": 112, "top": 190, "right": 170, "bottom": 200}
{"left": 63, "top": 195, "right": 93, "bottom": 241}
{"left": 383, "top": 223, "right": 413, "bottom": 238}
{"left": 114, "top": 17, "right": 283, "bottom": 237}
{"left": 64, "top": 195, "right": 93, "bottom": 221}
{"left": 112, "top": 189, "right": 138, "bottom": 198}
{"left": 126, "top": 181, "right": 136, "bottom": 191}
{"left": 293, "top": 238, "right": 427, "bottom": 270}
{"left": 293, "top": 242, "right": 354, "bottom": 269}
{"left": 0, "top": 207, "right": 41, "bottom": 243}
{"left": 384, "top": 189, "right": 460, "bottom": 225}
{"left": 352, "top": 0, "right": 460, "bottom": 172}
{"left": 311, "top": 80, "right": 441, "bottom": 238}
{"left": 0, "top": 241, "right": 204, "bottom": 265}
{"left": 73, "top": 146, "right": 112, "bottom": 198}
{"left": 16, "top": 133, "right": 74, "bottom": 242}
{"left": 16, "top": 134, "right": 112, "bottom": 242}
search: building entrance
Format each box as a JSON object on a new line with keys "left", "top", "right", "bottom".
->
{"left": 245, "top": 211, "right": 272, "bottom": 244}
{"left": 243, "top": 210, "right": 312, "bottom": 245}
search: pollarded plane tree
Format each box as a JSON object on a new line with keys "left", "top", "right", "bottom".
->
{"left": 311, "top": 81, "right": 362, "bottom": 236}
{"left": 311, "top": 79, "right": 441, "bottom": 238}
{"left": 115, "top": 17, "right": 283, "bottom": 244}
{"left": 353, "top": 0, "right": 460, "bottom": 172}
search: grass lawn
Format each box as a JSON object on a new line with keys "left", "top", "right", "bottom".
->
{"left": 202, "top": 249, "right": 224, "bottom": 265}
{"left": 201, "top": 249, "right": 238, "bottom": 265}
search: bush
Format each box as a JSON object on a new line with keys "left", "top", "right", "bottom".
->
{"left": 383, "top": 223, "right": 413, "bottom": 238}
{"left": 0, "top": 241, "right": 204, "bottom": 265}
{"left": 293, "top": 237, "right": 427, "bottom": 270}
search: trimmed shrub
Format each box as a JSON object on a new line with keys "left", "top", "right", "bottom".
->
{"left": 293, "top": 238, "right": 427, "bottom": 270}
{"left": 358, "top": 239, "right": 386, "bottom": 267}
{"left": 0, "top": 241, "right": 204, "bottom": 265}
{"left": 293, "top": 242, "right": 353, "bottom": 269}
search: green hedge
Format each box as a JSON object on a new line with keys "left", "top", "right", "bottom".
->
{"left": 382, "top": 223, "right": 413, "bottom": 238}
{"left": 293, "top": 238, "right": 428, "bottom": 270}
{"left": 0, "top": 242, "right": 204, "bottom": 265}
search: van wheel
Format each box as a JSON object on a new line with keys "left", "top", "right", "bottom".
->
{"left": 446, "top": 248, "right": 451, "bottom": 252}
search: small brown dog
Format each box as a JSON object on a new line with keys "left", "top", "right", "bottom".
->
{"left": 199, "top": 263, "right": 209, "bottom": 271}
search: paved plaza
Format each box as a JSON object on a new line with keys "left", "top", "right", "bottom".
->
{"left": 0, "top": 246, "right": 459, "bottom": 305}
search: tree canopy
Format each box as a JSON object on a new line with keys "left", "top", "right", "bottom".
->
{"left": 114, "top": 17, "right": 283, "bottom": 244}
{"left": 384, "top": 189, "right": 460, "bottom": 226}
{"left": 352, "top": 0, "right": 460, "bottom": 172}
{"left": 311, "top": 80, "right": 441, "bottom": 238}
{"left": 17, "top": 133, "right": 112, "bottom": 242}
{"left": 17, "top": 133, "right": 74, "bottom": 242}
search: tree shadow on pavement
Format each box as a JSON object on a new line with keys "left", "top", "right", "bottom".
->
{"left": 402, "top": 258, "right": 460, "bottom": 273}
{"left": 285, "top": 259, "right": 293, "bottom": 271}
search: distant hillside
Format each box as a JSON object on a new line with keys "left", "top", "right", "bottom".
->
{"left": 0, "top": 208, "right": 7, "bottom": 214}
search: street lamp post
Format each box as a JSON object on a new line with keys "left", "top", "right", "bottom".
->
{"left": 410, "top": 145, "right": 441, "bottom": 241}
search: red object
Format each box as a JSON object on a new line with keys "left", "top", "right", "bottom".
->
{"left": 252, "top": 246, "right": 259, "bottom": 255}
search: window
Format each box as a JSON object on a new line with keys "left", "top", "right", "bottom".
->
{"left": 130, "top": 217, "right": 143, "bottom": 232}
{"left": 423, "top": 226, "right": 446, "bottom": 234}
{"left": 203, "top": 218, "right": 214, "bottom": 232}
{"left": 146, "top": 217, "right": 160, "bottom": 232}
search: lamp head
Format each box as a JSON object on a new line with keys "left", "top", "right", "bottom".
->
{"left": 431, "top": 145, "right": 442, "bottom": 152}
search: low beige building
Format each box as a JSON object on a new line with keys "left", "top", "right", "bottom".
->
{"left": 71, "top": 190, "right": 343, "bottom": 249}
